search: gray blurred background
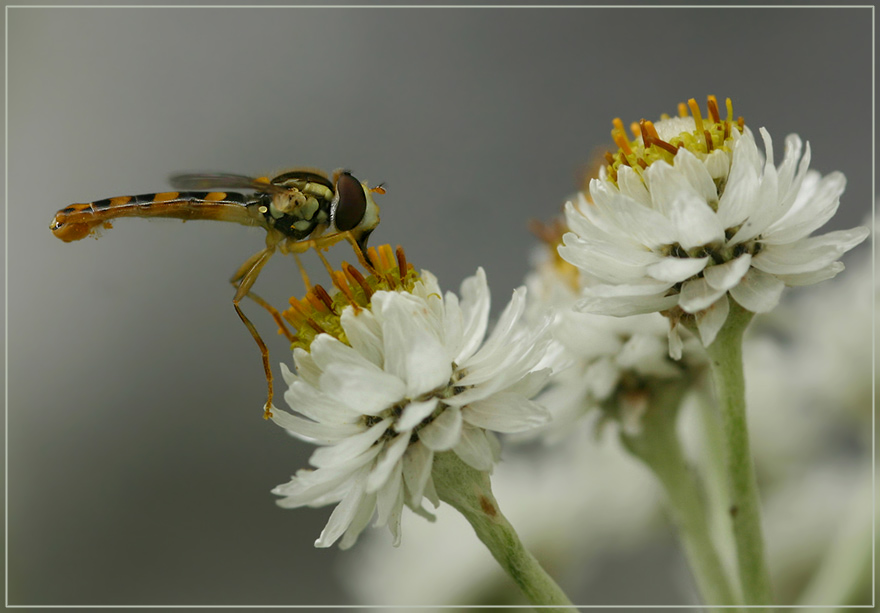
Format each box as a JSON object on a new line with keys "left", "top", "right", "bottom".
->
{"left": 7, "top": 4, "right": 873, "bottom": 607}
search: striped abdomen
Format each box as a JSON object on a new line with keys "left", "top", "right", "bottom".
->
{"left": 50, "top": 191, "right": 264, "bottom": 242}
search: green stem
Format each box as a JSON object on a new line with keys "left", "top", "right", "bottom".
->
{"left": 432, "top": 451, "right": 577, "bottom": 612}
{"left": 620, "top": 381, "right": 742, "bottom": 611}
{"left": 705, "top": 300, "right": 773, "bottom": 608}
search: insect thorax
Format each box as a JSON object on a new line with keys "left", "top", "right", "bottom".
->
{"left": 252, "top": 189, "right": 332, "bottom": 241}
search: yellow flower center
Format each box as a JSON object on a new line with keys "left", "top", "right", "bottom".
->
{"left": 283, "top": 244, "right": 420, "bottom": 352}
{"left": 604, "top": 95, "right": 745, "bottom": 186}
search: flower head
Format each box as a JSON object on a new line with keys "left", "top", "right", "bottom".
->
{"left": 559, "top": 96, "right": 870, "bottom": 355}
{"left": 271, "top": 245, "right": 552, "bottom": 548}
{"left": 526, "top": 220, "right": 705, "bottom": 438}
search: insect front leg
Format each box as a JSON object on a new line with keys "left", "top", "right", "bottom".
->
{"left": 231, "top": 246, "right": 280, "bottom": 419}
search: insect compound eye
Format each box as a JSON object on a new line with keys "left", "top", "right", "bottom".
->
{"left": 333, "top": 172, "right": 367, "bottom": 232}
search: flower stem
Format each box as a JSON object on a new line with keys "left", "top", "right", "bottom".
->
{"left": 705, "top": 299, "right": 773, "bottom": 608}
{"left": 432, "top": 451, "right": 577, "bottom": 612}
{"left": 620, "top": 381, "right": 742, "bottom": 611}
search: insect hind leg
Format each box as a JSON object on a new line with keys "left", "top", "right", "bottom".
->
{"left": 230, "top": 247, "right": 283, "bottom": 419}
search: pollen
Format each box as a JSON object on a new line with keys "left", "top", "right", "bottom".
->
{"left": 604, "top": 95, "right": 744, "bottom": 186}
{"left": 283, "top": 244, "right": 420, "bottom": 352}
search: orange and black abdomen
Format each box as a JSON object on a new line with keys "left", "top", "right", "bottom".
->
{"left": 50, "top": 191, "right": 262, "bottom": 242}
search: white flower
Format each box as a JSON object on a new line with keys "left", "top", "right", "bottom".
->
{"left": 524, "top": 222, "right": 706, "bottom": 438}
{"left": 559, "top": 96, "right": 870, "bottom": 355}
{"left": 270, "top": 246, "right": 552, "bottom": 549}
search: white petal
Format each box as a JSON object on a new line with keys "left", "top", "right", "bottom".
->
{"left": 314, "top": 467, "right": 369, "bottom": 548}
{"left": 402, "top": 441, "right": 433, "bottom": 504}
{"left": 271, "top": 409, "right": 363, "bottom": 444}
{"left": 284, "top": 380, "right": 360, "bottom": 424}
{"left": 367, "top": 432, "right": 410, "bottom": 493}
{"left": 668, "top": 324, "right": 683, "bottom": 360}
{"left": 775, "top": 262, "right": 845, "bottom": 286}
{"left": 717, "top": 130, "right": 761, "bottom": 228}
{"left": 696, "top": 294, "right": 730, "bottom": 345}
{"left": 645, "top": 160, "right": 724, "bottom": 248}
{"left": 616, "top": 165, "right": 652, "bottom": 208}
{"left": 774, "top": 133, "right": 803, "bottom": 203}
{"left": 395, "top": 397, "right": 439, "bottom": 433}
{"left": 728, "top": 129, "right": 783, "bottom": 244}
{"left": 678, "top": 278, "right": 726, "bottom": 313}
{"left": 703, "top": 253, "right": 752, "bottom": 291}
{"left": 291, "top": 347, "right": 321, "bottom": 388}
{"left": 455, "top": 267, "right": 491, "bottom": 363}
{"left": 752, "top": 227, "right": 870, "bottom": 275}
{"left": 462, "top": 392, "right": 550, "bottom": 433}
{"left": 728, "top": 268, "right": 785, "bottom": 313}
{"left": 587, "top": 183, "right": 678, "bottom": 248}
{"left": 559, "top": 234, "right": 660, "bottom": 284}
{"left": 374, "top": 458, "right": 404, "bottom": 526}
{"left": 379, "top": 293, "right": 453, "bottom": 397}
{"left": 338, "top": 492, "right": 377, "bottom": 551}
{"left": 674, "top": 147, "right": 720, "bottom": 207}
{"left": 467, "top": 287, "right": 527, "bottom": 362}
{"left": 418, "top": 406, "right": 462, "bottom": 451}
{"left": 309, "top": 333, "right": 376, "bottom": 373}
{"left": 441, "top": 291, "right": 464, "bottom": 363}
{"left": 280, "top": 362, "right": 298, "bottom": 387}
{"left": 340, "top": 308, "right": 384, "bottom": 368}
{"left": 273, "top": 445, "right": 381, "bottom": 503}
{"left": 310, "top": 418, "right": 391, "bottom": 468}
{"left": 577, "top": 291, "right": 680, "bottom": 316}
{"left": 452, "top": 425, "right": 495, "bottom": 472}
{"left": 501, "top": 367, "right": 552, "bottom": 399}
{"left": 646, "top": 256, "right": 709, "bottom": 283}
{"left": 320, "top": 363, "right": 406, "bottom": 416}
{"left": 704, "top": 149, "right": 732, "bottom": 181}
{"left": 761, "top": 171, "right": 846, "bottom": 244}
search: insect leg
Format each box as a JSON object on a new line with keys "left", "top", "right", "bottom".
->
{"left": 288, "top": 231, "right": 377, "bottom": 275}
{"left": 231, "top": 247, "right": 278, "bottom": 419}
{"left": 229, "top": 250, "right": 295, "bottom": 341}
{"left": 293, "top": 253, "right": 312, "bottom": 292}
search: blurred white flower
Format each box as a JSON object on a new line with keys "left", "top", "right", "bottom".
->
{"left": 271, "top": 245, "right": 552, "bottom": 549}
{"left": 524, "top": 220, "right": 706, "bottom": 438}
{"left": 559, "top": 96, "right": 869, "bottom": 355}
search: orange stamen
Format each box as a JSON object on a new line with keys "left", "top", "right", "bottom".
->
{"left": 344, "top": 263, "right": 373, "bottom": 299}
{"left": 395, "top": 245, "right": 408, "bottom": 277}
{"left": 313, "top": 284, "right": 337, "bottom": 313}
{"left": 707, "top": 95, "right": 721, "bottom": 123}
{"left": 629, "top": 122, "right": 641, "bottom": 139}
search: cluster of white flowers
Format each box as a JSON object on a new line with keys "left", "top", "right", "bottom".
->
{"left": 270, "top": 245, "right": 552, "bottom": 548}
{"left": 269, "top": 97, "right": 869, "bottom": 570}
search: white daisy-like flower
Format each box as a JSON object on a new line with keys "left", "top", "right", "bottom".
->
{"left": 559, "top": 96, "right": 870, "bottom": 356}
{"left": 270, "top": 245, "right": 552, "bottom": 549}
{"left": 525, "top": 221, "right": 706, "bottom": 438}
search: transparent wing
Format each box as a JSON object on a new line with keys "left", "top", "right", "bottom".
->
{"left": 169, "top": 172, "right": 289, "bottom": 195}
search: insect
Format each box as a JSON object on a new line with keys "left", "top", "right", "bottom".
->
{"left": 50, "top": 167, "right": 383, "bottom": 417}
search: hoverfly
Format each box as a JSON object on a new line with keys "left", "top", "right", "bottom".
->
{"left": 50, "top": 168, "right": 383, "bottom": 416}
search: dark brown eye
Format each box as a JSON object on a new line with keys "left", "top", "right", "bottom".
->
{"left": 333, "top": 172, "right": 367, "bottom": 232}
